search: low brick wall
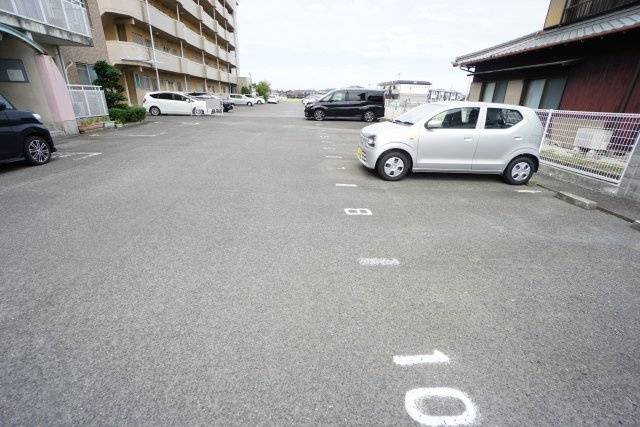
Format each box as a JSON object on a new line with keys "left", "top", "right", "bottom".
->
{"left": 539, "top": 145, "right": 640, "bottom": 203}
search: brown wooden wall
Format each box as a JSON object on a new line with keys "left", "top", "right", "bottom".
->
{"left": 560, "top": 47, "right": 640, "bottom": 113}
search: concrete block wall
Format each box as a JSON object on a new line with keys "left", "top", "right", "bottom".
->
{"left": 619, "top": 145, "right": 640, "bottom": 202}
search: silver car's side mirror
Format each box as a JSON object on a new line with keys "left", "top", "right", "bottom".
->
{"left": 427, "top": 119, "right": 443, "bottom": 130}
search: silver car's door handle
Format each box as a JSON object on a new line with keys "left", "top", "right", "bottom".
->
{"left": 464, "top": 137, "right": 474, "bottom": 142}
{"left": 514, "top": 136, "right": 523, "bottom": 141}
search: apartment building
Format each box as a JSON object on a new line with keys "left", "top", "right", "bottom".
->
{"left": 454, "top": 0, "right": 640, "bottom": 113}
{"left": 97, "top": 0, "right": 239, "bottom": 105}
{"left": 0, "top": 0, "right": 94, "bottom": 134}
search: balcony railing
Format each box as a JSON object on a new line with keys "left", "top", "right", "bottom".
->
{"left": 68, "top": 85, "right": 108, "bottom": 118}
{"left": 562, "top": 0, "right": 640, "bottom": 24}
{"left": 0, "top": 0, "right": 91, "bottom": 37}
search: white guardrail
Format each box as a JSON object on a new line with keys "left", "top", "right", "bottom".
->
{"left": 536, "top": 109, "right": 640, "bottom": 185}
{"left": 0, "top": 0, "right": 91, "bottom": 37}
{"left": 68, "top": 85, "right": 109, "bottom": 119}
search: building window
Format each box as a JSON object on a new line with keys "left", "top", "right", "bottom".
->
{"left": 76, "top": 63, "right": 97, "bottom": 85}
{"left": 481, "top": 81, "right": 508, "bottom": 103}
{"left": 523, "top": 77, "right": 567, "bottom": 109}
{"left": 134, "top": 73, "right": 157, "bottom": 91}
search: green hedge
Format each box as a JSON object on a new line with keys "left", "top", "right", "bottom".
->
{"left": 109, "top": 106, "right": 147, "bottom": 124}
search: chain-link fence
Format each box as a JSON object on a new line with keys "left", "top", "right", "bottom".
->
{"left": 0, "top": 0, "right": 90, "bottom": 37}
{"left": 68, "top": 85, "right": 109, "bottom": 119}
{"left": 535, "top": 109, "right": 640, "bottom": 185}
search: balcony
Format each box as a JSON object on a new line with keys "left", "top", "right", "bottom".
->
{"left": 561, "top": 0, "right": 639, "bottom": 24}
{"left": 206, "top": 66, "right": 220, "bottom": 80}
{"left": 0, "top": 0, "right": 92, "bottom": 44}
{"left": 204, "top": 39, "right": 219, "bottom": 57}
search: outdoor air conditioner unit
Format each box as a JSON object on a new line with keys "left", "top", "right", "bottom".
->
{"left": 574, "top": 128, "right": 613, "bottom": 151}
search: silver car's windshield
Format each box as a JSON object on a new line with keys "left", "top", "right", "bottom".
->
{"left": 393, "top": 104, "right": 443, "bottom": 125}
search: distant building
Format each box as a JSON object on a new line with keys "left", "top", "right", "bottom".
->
{"left": 454, "top": 0, "right": 640, "bottom": 113}
{"left": 237, "top": 76, "right": 252, "bottom": 91}
{"left": 427, "top": 89, "right": 466, "bottom": 103}
{"left": 379, "top": 80, "right": 431, "bottom": 103}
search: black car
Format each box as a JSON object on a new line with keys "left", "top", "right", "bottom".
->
{"left": 187, "top": 92, "right": 234, "bottom": 112}
{"left": 304, "top": 89, "right": 385, "bottom": 122}
{"left": 0, "top": 94, "right": 55, "bottom": 166}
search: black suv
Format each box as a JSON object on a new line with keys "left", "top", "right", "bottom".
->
{"left": 304, "top": 89, "right": 385, "bottom": 122}
{"left": 0, "top": 94, "right": 55, "bottom": 166}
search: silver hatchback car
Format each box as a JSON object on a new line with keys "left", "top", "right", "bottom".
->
{"left": 357, "top": 102, "right": 543, "bottom": 185}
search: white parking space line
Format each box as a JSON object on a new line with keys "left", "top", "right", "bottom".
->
{"left": 516, "top": 189, "right": 542, "bottom": 193}
{"left": 72, "top": 153, "right": 102, "bottom": 161}
{"left": 393, "top": 351, "right": 450, "bottom": 366}
{"left": 345, "top": 208, "right": 372, "bottom": 216}
{"left": 337, "top": 167, "right": 346, "bottom": 170}
{"left": 359, "top": 258, "right": 400, "bottom": 266}
{"left": 53, "top": 152, "right": 102, "bottom": 161}
{"left": 335, "top": 183, "right": 358, "bottom": 187}
{"left": 325, "top": 155, "right": 343, "bottom": 159}
{"left": 322, "top": 147, "right": 336, "bottom": 150}
{"left": 123, "top": 134, "right": 164, "bottom": 137}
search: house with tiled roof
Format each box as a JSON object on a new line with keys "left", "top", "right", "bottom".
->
{"left": 454, "top": 0, "right": 640, "bottom": 113}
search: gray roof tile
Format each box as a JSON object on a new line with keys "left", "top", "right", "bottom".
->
{"left": 454, "top": 5, "right": 640, "bottom": 66}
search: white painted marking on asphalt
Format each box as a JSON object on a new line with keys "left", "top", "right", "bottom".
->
{"left": 53, "top": 152, "right": 101, "bottom": 160}
{"left": 359, "top": 258, "right": 400, "bottom": 266}
{"left": 325, "top": 155, "right": 343, "bottom": 159}
{"left": 337, "top": 167, "right": 346, "bottom": 170}
{"left": 335, "top": 183, "right": 358, "bottom": 187}
{"left": 344, "top": 208, "right": 372, "bottom": 216}
{"left": 516, "top": 189, "right": 542, "bottom": 193}
{"left": 124, "top": 134, "right": 161, "bottom": 137}
{"left": 393, "top": 351, "right": 450, "bottom": 366}
{"left": 405, "top": 388, "right": 477, "bottom": 426}
{"left": 322, "top": 147, "right": 336, "bottom": 150}
{"left": 72, "top": 152, "right": 102, "bottom": 161}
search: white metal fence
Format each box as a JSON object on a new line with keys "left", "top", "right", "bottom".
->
{"left": 68, "top": 85, "right": 109, "bottom": 119}
{"left": 0, "top": 0, "right": 90, "bottom": 37}
{"left": 535, "top": 110, "right": 640, "bottom": 185}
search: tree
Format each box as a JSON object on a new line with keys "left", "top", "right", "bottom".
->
{"left": 240, "top": 86, "right": 251, "bottom": 95}
{"left": 255, "top": 81, "right": 271, "bottom": 101}
{"left": 93, "top": 60, "right": 126, "bottom": 108}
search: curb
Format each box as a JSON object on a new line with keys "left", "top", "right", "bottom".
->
{"left": 555, "top": 191, "right": 598, "bottom": 210}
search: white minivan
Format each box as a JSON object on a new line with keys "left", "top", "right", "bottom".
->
{"left": 143, "top": 91, "right": 208, "bottom": 116}
{"left": 357, "top": 102, "right": 543, "bottom": 184}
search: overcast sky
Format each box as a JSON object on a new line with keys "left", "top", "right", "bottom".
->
{"left": 236, "top": 1, "right": 549, "bottom": 92}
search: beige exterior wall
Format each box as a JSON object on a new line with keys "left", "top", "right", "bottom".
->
{"left": 468, "top": 81, "right": 482, "bottom": 102}
{"left": 97, "top": 0, "right": 239, "bottom": 105}
{"left": 504, "top": 80, "right": 525, "bottom": 106}
{"left": 60, "top": 0, "right": 109, "bottom": 85}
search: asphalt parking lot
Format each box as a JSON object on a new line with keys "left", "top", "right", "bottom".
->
{"left": 1, "top": 102, "right": 639, "bottom": 425}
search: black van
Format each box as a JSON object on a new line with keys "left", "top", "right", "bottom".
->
{"left": 304, "top": 89, "right": 385, "bottom": 122}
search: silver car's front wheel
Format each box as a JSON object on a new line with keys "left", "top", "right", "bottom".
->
{"left": 377, "top": 151, "right": 410, "bottom": 181}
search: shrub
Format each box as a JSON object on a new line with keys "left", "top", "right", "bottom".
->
{"left": 93, "top": 61, "right": 126, "bottom": 108}
{"left": 109, "top": 106, "right": 147, "bottom": 124}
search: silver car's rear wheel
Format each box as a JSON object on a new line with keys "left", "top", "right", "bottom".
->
{"left": 504, "top": 157, "right": 535, "bottom": 185}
